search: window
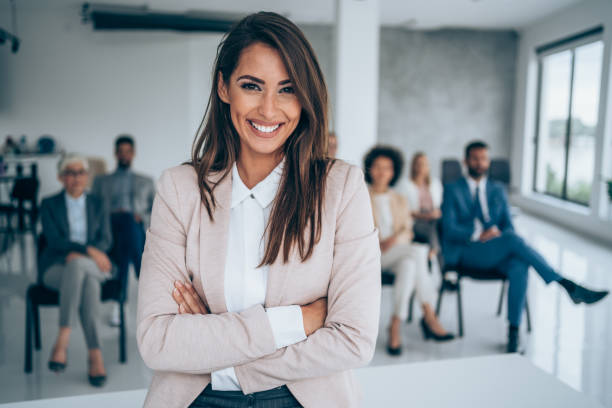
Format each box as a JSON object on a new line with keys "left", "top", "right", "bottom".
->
{"left": 533, "top": 30, "right": 604, "bottom": 206}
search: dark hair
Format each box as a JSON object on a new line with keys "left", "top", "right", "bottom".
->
{"left": 465, "top": 140, "right": 488, "bottom": 160}
{"left": 410, "top": 151, "right": 430, "bottom": 186}
{"left": 363, "top": 145, "right": 404, "bottom": 187}
{"left": 189, "top": 12, "right": 331, "bottom": 265}
{"left": 115, "top": 135, "right": 135, "bottom": 151}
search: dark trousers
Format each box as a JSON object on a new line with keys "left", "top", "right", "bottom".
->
{"left": 110, "top": 212, "right": 145, "bottom": 299}
{"left": 458, "top": 231, "right": 562, "bottom": 327}
{"left": 190, "top": 384, "right": 302, "bottom": 408}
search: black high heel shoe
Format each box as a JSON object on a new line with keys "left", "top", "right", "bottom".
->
{"left": 386, "top": 344, "right": 402, "bottom": 356}
{"left": 88, "top": 374, "right": 107, "bottom": 387}
{"left": 88, "top": 358, "right": 107, "bottom": 387}
{"left": 48, "top": 360, "right": 67, "bottom": 373}
{"left": 48, "top": 348, "right": 67, "bottom": 373}
{"left": 387, "top": 326, "right": 402, "bottom": 356}
{"left": 420, "top": 318, "right": 455, "bottom": 342}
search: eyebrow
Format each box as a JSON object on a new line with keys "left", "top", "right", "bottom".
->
{"left": 236, "top": 75, "right": 292, "bottom": 85}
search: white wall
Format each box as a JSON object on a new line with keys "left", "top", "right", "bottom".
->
{"left": 0, "top": 6, "right": 222, "bottom": 191}
{"left": 511, "top": 0, "right": 612, "bottom": 244}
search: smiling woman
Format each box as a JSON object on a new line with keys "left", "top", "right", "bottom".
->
{"left": 136, "top": 11, "right": 381, "bottom": 408}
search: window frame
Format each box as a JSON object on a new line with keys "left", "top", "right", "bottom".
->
{"left": 532, "top": 29, "right": 604, "bottom": 207}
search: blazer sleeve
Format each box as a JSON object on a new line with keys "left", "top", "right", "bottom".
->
{"left": 233, "top": 165, "right": 381, "bottom": 394}
{"left": 441, "top": 185, "right": 474, "bottom": 243}
{"left": 40, "top": 198, "right": 88, "bottom": 255}
{"left": 495, "top": 186, "right": 515, "bottom": 233}
{"left": 394, "top": 193, "right": 414, "bottom": 243}
{"left": 136, "top": 169, "right": 278, "bottom": 374}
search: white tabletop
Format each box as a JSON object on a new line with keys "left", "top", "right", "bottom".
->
{"left": 1, "top": 354, "right": 602, "bottom": 408}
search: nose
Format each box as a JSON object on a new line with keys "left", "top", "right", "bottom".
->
{"left": 257, "top": 90, "right": 277, "bottom": 120}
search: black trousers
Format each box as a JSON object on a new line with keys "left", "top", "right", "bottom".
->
{"left": 189, "top": 384, "right": 302, "bottom": 408}
{"left": 110, "top": 212, "right": 145, "bottom": 299}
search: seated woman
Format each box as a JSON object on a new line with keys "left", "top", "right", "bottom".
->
{"left": 364, "top": 146, "right": 454, "bottom": 355}
{"left": 399, "top": 152, "right": 443, "bottom": 259}
{"left": 40, "top": 154, "right": 113, "bottom": 387}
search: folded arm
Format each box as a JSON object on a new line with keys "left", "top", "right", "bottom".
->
{"left": 136, "top": 170, "right": 279, "bottom": 374}
{"left": 233, "top": 166, "right": 382, "bottom": 394}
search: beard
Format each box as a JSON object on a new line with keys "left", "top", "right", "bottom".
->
{"left": 118, "top": 161, "right": 131, "bottom": 170}
{"left": 467, "top": 166, "right": 486, "bottom": 179}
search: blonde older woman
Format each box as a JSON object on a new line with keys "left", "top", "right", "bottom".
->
{"left": 41, "top": 154, "right": 112, "bottom": 387}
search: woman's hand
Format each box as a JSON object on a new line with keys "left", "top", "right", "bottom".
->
{"left": 300, "top": 297, "right": 328, "bottom": 336}
{"left": 86, "top": 246, "right": 112, "bottom": 274}
{"left": 172, "top": 281, "right": 210, "bottom": 315}
{"left": 380, "top": 235, "right": 397, "bottom": 253}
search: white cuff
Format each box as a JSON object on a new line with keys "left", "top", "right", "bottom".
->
{"left": 266, "top": 305, "right": 307, "bottom": 349}
{"left": 211, "top": 367, "right": 241, "bottom": 391}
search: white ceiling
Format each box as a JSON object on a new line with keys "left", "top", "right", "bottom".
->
{"left": 3, "top": 0, "right": 585, "bottom": 30}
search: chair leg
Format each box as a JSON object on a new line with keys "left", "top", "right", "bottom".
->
{"left": 25, "top": 295, "right": 33, "bottom": 373}
{"left": 407, "top": 292, "right": 415, "bottom": 323}
{"left": 435, "top": 280, "right": 445, "bottom": 316}
{"left": 497, "top": 280, "right": 506, "bottom": 316}
{"left": 119, "top": 301, "right": 126, "bottom": 363}
{"left": 33, "top": 303, "right": 41, "bottom": 350}
{"left": 457, "top": 280, "right": 464, "bottom": 338}
{"left": 525, "top": 298, "right": 532, "bottom": 333}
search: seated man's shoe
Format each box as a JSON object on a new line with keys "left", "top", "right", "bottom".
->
{"left": 561, "top": 279, "right": 609, "bottom": 305}
{"left": 507, "top": 325, "right": 520, "bottom": 353}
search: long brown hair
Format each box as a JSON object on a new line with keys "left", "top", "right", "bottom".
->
{"left": 190, "top": 12, "right": 331, "bottom": 265}
{"left": 410, "top": 152, "right": 430, "bottom": 186}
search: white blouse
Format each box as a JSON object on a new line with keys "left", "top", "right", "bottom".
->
{"left": 211, "top": 161, "right": 307, "bottom": 391}
{"left": 373, "top": 192, "right": 394, "bottom": 240}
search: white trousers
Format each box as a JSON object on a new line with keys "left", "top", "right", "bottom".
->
{"left": 381, "top": 242, "right": 436, "bottom": 320}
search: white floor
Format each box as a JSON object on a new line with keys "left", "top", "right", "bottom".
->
{"left": 0, "top": 212, "right": 611, "bottom": 406}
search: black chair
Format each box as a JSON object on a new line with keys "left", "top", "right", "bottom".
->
{"left": 0, "top": 163, "right": 40, "bottom": 235}
{"left": 24, "top": 235, "right": 127, "bottom": 373}
{"left": 489, "top": 158, "right": 511, "bottom": 187}
{"left": 435, "top": 222, "right": 532, "bottom": 337}
{"left": 441, "top": 159, "right": 462, "bottom": 185}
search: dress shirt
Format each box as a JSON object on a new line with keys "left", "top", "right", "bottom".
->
{"left": 109, "top": 167, "right": 133, "bottom": 212}
{"left": 65, "top": 192, "right": 87, "bottom": 245}
{"left": 466, "top": 176, "right": 490, "bottom": 242}
{"left": 211, "top": 160, "right": 307, "bottom": 391}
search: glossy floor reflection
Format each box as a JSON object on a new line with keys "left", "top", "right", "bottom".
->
{"left": 374, "top": 212, "right": 612, "bottom": 408}
{"left": 0, "top": 212, "right": 610, "bottom": 406}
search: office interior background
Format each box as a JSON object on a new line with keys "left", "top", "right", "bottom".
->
{"left": 0, "top": 0, "right": 611, "bottom": 406}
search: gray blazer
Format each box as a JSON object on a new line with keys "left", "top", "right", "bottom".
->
{"left": 40, "top": 192, "right": 112, "bottom": 275}
{"left": 91, "top": 170, "right": 155, "bottom": 230}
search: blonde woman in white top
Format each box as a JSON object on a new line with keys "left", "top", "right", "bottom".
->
{"left": 396, "top": 152, "right": 443, "bottom": 258}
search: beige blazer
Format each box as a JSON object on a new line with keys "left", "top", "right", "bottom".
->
{"left": 137, "top": 160, "right": 381, "bottom": 408}
{"left": 368, "top": 188, "right": 414, "bottom": 245}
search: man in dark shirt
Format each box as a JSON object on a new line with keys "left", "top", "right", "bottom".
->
{"left": 91, "top": 135, "right": 155, "bottom": 326}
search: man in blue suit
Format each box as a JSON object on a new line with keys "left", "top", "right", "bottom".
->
{"left": 441, "top": 141, "right": 608, "bottom": 352}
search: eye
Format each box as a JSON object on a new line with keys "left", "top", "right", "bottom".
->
{"left": 240, "top": 82, "right": 261, "bottom": 91}
{"left": 280, "top": 86, "right": 295, "bottom": 94}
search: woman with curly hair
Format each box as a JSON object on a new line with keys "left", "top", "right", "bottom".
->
{"left": 364, "top": 145, "right": 454, "bottom": 356}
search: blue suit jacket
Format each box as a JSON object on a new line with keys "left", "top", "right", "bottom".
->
{"left": 441, "top": 177, "right": 514, "bottom": 266}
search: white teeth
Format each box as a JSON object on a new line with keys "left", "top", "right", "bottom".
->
{"left": 250, "top": 121, "right": 280, "bottom": 133}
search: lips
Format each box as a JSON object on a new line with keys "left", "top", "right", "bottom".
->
{"left": 248, "top": 120, "right": 284, "bottom": 138}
